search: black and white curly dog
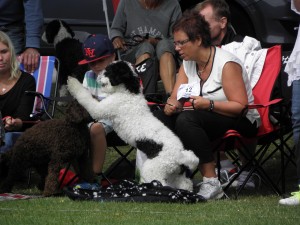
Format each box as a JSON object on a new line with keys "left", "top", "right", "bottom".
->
{"left": 42, "top": 19, "right": 88, "bottom": 102}
{"left": 0, "top": 101, "right": 94, "bottom": 196}
{"left": 67, "top": 60, "right": 199, "bottom": 191}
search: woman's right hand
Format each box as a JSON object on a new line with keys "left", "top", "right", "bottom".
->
{"left": 112, "top": 37, "right": 126, "bottom": 50}
{"left": 164, "top": 98, "right": 183, "bottom": 116}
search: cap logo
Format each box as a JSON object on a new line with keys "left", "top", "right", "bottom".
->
{"left": 84, "top": 48, "right": 96, "bottom": 58}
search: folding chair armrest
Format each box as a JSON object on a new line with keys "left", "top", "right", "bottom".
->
{"left": 25, "top": 91, "right": 52, "bottom": 101}
{"left": 248, "top": 98, "right": 283, "bottom": 109}
{"left": 144, "top": 93, "right": 167, "bottom": 111}
{"left": 25, "top": 91, "right": 53, "bottom": 120}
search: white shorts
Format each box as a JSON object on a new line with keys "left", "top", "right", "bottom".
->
{"left": 88, "top": 119, "right": 113, "bottom": 135}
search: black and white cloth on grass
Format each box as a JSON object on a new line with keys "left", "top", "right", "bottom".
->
{"left": 64, "top": 180, "right": 206, "bottom": 203}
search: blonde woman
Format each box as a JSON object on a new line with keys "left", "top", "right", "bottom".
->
{"left": 0, "top": 31, "right": 36, "bottom": 153}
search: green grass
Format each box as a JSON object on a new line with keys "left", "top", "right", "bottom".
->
{"left": 1, "top": 144, "right": 300, "bottom": 225}
{"left": 0, "top": 194, "right": 299, "bottom": 225}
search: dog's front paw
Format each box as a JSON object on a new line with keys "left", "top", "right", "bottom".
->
{"left": 67, "top": 76, "right": 82, "bottom": 98}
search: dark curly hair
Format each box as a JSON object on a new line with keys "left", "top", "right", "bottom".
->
{"left": 172, "top": 10, "right": 211, "bottom": 48}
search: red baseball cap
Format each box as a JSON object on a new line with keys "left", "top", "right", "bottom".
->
{"left": 78, "top": 34, "right": 115, "bottom": 65}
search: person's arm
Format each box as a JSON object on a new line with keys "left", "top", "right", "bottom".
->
{"left": 168, "top": 3, "right": 182, "bottom": 39}
{"left": 6, "top": 73, "right": 36, "bottom": 131}
{"left": 19, "top": 0, "right": 44, "bottom": 73}
{"left": 216, "top": 62, "right": 248, "bottom": 116}
{"left": 110, "top": 0, "right": 127, "bottom": 50}
{"left": 191, "top": 62, "right": 248, "bottom": 117}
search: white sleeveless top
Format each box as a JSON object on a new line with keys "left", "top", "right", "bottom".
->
{"left": 182, "top": 47, "right": 261, "bottom": 126}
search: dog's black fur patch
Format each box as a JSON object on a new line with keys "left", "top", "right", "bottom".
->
{"left": 44, "top": 20, "right": 75, "bottom": 44}
{"left": 179, "top": 165, "right": 189, "bottom": 175}
{"left": 43, "top": 19, "right": 88, "bottom": 87}
{"left": 136, "top": 139, "right": 163, "bottom": 159}
{"left": 105, "top": 61, "right": 140, "bottom": 94}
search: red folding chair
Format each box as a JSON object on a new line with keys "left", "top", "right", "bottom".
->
{"left": 213, "top": 45, "right": 284, "bottom": 196}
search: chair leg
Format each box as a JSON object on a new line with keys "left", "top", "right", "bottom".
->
{"left": 259, "top": 132, "right": 295, "bottom": 194}
{"left": 27, "top": 169, "right": 32, "bottom": 188}
{"left": 100, "top": 173, "right": 113, "bottom": 185}
{"left": 238, "top": 140, "right": 282, "bottom": 195}
{"left": 222, "top": 138, "right": 282, "bottom": 197}
{"left": 104, "top": 146, "right": 135, "bottom": 178}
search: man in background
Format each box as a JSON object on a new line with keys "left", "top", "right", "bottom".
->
{"left": 194, "top": 0, "right": 243, "bottom": 46}
{"left": 0, "top": 0, "right": 44, "bottom": 73}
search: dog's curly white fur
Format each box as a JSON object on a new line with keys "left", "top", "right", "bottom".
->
{"left": 67, "top": 61, "right": 199, "bottom": 191}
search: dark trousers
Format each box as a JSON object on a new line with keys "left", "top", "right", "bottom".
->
{"left": 154, "top": 110, "right": 258, "bottom": 164}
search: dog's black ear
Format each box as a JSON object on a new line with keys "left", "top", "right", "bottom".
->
{"left": 44, "top": 19, "right": 61, "bottom": 44}
{"left": 106, "top": 61, "right": 140, "bottom": 94}
{"left": 60, "top": 20, "right": 75, "bottom": 38}
{"left": 65, "top": 100, "right": 93, "bottom": 124}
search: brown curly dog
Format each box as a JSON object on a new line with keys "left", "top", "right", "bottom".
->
{"left": 0, "top": 100, "right": 94, "bottom": 196}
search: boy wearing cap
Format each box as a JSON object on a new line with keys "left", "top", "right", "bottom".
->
{"left": 77, "top": 34, "right": 116, "bottom": 184}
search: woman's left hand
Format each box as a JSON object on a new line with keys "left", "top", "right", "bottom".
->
{"left": 3, "top": 117, "right": 22, "bottom": 131}
{"left": 189, "top": 96, "right": 210, "bottom": 110}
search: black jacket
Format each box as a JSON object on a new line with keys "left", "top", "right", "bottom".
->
{"left": 220, "top": 26, "right": 244, "bottom": 46}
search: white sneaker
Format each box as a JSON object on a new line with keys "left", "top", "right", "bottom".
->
{"left": 279, "top": 187, "right": 300, "bottom": 206}
{"left": 197, "top": 177, "right": 224, "bottom": 200}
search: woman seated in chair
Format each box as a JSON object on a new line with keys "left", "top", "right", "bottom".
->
{"left": 154, "top": 11, "right": 261, "bottom": 200}
{"left": 0, "top": 31, "right": 36, "bottom": 153}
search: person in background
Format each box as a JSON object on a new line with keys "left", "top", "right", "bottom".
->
{"left": 154, "top": 11, "right": 260, "bottom": 200}
{"left": 0, "top": 0, "right": 44, "bottom": 73}
{"left": 0, "top": 31, "right": 36, "bottom": 154}
{"left": 279, "top": 0, "right": 300, "bottom": 206}
{"left": 74, "top": 34, "right": 116, "bottom": 188}
{"left": 110, "top": 0, "right": 182, "bottom": 96}
{"left": 194, "top": 0, "right": 243, "bottom": 46}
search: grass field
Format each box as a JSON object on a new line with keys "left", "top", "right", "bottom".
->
{"left": 1, "top": 143, "right": 299, "bottom": 225}
{"left": 1, "top": 194, "right": 299, "bottom": 225}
